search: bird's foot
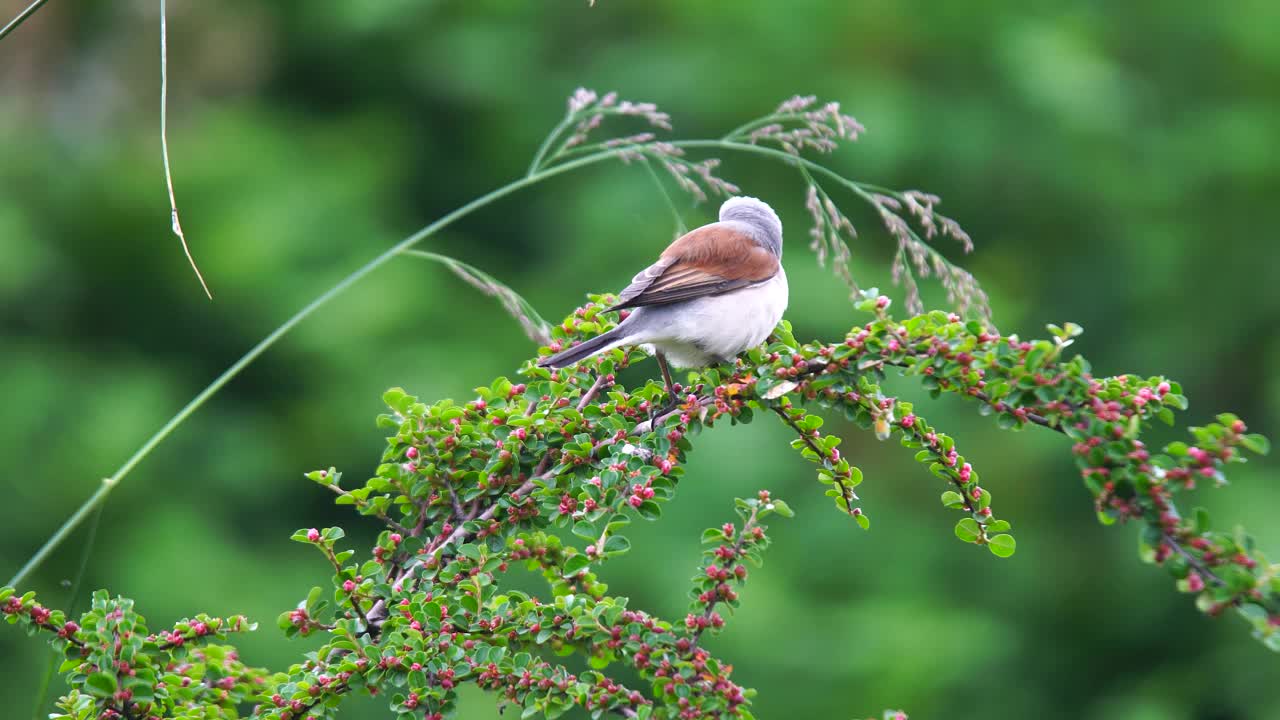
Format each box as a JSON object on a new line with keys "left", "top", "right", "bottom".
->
{"left": 645, "top": 383, "right": 682, "bottom": 427}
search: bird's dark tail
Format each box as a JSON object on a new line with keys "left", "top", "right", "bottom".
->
{"left": 537, "top": 326, "right": 628, "bottom": 369}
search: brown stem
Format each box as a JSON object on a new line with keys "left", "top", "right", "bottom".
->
{"left": 319, "top": 544, "right": 371, "bottom": 630}
{"left": 447, "top": 483, "right": 466, "bottom": 521}
{"left": 1164, "top": 532, "right": 1232, "bottom": 592}
{"left": 631, "top": 396, "right": 711, "bottom": 436}
{"left": 391, "top": 476, "right": 542, "bottom": 594}
{"left": 576, "top": 372, "right": 610, "bottom": 411}
{"left": 769, "top": 404, "right": 856, "bottom": 515}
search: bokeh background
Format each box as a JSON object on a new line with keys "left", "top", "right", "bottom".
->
{"left": 2, "top": 1, "right": 1278, "bottom": 717}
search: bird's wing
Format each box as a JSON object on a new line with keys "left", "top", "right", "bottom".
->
{"left": 610, "top": 224, "right": 779, "bottom": 310}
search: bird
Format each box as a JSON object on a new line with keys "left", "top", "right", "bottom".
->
{"left": 538, "top": 196, "right": 788, "bottom": 402}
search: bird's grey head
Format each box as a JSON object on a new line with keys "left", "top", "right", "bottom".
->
{"left": 719, "top": 196, "right": 783, "bottom": 257}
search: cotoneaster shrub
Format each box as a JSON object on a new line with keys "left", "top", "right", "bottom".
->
{"left": 5, "top": 295, "right": 1273, "bottom": 719}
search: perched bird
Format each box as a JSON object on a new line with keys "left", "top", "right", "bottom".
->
{"left": 539, "top": 196, "right": 788, "bottom": 398}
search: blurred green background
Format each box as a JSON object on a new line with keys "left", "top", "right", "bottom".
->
{"left": 2, "top": 1, "right": 1278, "bottom": 717}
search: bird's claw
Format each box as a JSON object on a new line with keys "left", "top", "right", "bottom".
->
{"left": 645, "top": 385, "right": 681, "bottom": 427}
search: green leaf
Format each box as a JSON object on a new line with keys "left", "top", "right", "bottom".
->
{"left": 954, "top": 518, "right": 981, "bottom": 543}
{"left": 603, "top": 535, "right": 631, "bottom": 555}
{"left": 85, "top": 672, "right": 117, "bottom": 698}
{"left": 571, "top": 521, "right": 597, "bottom": 541}
{"left": 769, "top": 499, "right": 795, "bottom": 518}
{"left": 1193, "top": 507, "right": 1211, "bottom": 534}
{"left": 382, "top": 387, "right": 408, "bottom": 408}
{"left": 457, "top": 544, "right": 483, "bottom": 562}
{"left": 1024, "top": 342, "right": 1051, "bottom": 370}
{"left": 605, "top": 513, "right": 631, "bottom": 532}
{"left": 562, "top": 555, "right": 591, "bottom": 576}
{"left": 854, "top": 512, "right": 870, "bottom": 530}
{"left": 545, "top": 698, "right": 572, "bottom": 720}
{"left": 985, "top": 519, "right": 1011, "bottom": 533}
{"left": 988, "top": 534, "right": 1016, "bottom": 558}
{"left": 636, "top": 500, "right": 662, "bottom": 520}
{"left": 848, "top": 465, "right": 864, "bottom": 486}
{"left": 773, "top": 320, "right": 798, "bottom": 348}
{"left": 1241, "top": 434, "right": 1270, "bottom": 455}
{"left": 940, "top": 490, "right": 964, "bottom": 508}
{"left": 701, "top": 528, "right": 725, "bottom": 544}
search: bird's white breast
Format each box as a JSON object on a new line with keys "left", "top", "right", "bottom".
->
{"left": 631, "top": 268, "right": 789, "bottom": 368}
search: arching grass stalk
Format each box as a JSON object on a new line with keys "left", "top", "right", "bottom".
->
{"left": 6, "top": 149, "right": 620, "bottom": 588}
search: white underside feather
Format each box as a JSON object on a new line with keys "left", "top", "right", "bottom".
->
{"left": 624, "top": 268, "right": 789, "bottom": 368}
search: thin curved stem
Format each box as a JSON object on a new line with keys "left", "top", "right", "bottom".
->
{"left": 0, "top": 0, "right": 51, "bottom": 43}
{"left": 640, "top": 156, "right": 686, "bottom": 236}
{"left": 527, "top": 112, "right": 577, "bottom": 176}
{"left": 719, "top": 114, "right": 785, "bottom": 142}
{"left": 6, "top": 148, "right": 622, "bottom": 589}
{"left": 160, "top": 0, "right": 213, "bottom": 299}
{"left": 672, "top": 140, "right": 877, "bottom": 201}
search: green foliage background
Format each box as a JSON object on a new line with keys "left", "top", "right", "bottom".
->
{"left": 2, "top": 1, "right": 1278, "bottom": 717}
